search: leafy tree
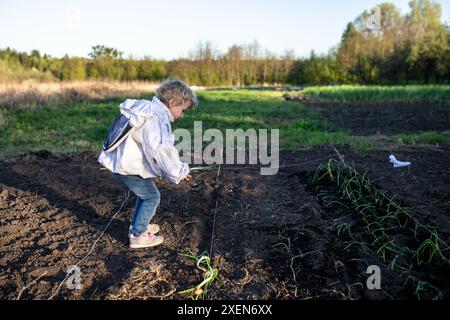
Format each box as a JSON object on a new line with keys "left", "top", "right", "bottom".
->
{"left": 60, "top": 56, "right": 86, "bottom": 80}
{"left": 88, "top": 45, "right": 123, "bottom": 59}
{"left": 405, "top": 0, "right": 449, "bottom": 82}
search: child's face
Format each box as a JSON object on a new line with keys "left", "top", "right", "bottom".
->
{"left": 168, "top": 100, "right": 191, "bottom": 120}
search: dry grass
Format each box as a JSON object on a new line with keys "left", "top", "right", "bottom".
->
{"left": 105, "top": 260, "right": 176, "bottom": 300}
{"left": 0, "top": 80, "right": 161, "bottom": 109}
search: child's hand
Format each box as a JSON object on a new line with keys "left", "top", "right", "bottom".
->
{"left": 184, "top": 174, "right": 192, "bottom": 182}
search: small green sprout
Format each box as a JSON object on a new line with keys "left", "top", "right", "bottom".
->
{"left": 178, "top": 251, "right": 219, "bottom": 300}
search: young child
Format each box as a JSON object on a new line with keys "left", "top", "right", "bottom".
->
{"left": 98, "top": 78, "right": 197, "bottom": 249}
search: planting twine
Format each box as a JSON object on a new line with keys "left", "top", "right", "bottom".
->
{"left": 47, "top": 190, "right": 131, "bottom": 300}
{"left": 37, "top": 151, "right": 338, "bottom": 300}
{"left": 210, "top": 164, "right": 221, "bottom": 258}
{"left": 178, "top": 164, "right": 221, "bottom": 300}
{"left": 179, "top": 153, "right": 347, "bottom": 299}
{"left": 179, "top": 153, "right": 344, "bottom": 299}
{"left": 37, "top": 152, "right": 336, "bottom": 172}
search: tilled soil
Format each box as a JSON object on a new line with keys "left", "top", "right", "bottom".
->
{"left": 286, "top": 98, "right": 450, "bottom": 136}
{"left": 0, "top": 146, "right": 449, "bottom": 300}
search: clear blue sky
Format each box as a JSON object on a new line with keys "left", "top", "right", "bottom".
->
{"left": 1, "top": 0, "right": 449, "bottom": 59}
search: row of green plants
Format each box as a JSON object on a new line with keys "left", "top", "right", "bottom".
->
{"left": 301, "top": 85, "right": 450, "bottom": 102}
{"left": 308, "top": 159, "right": 450, "bottom": 299}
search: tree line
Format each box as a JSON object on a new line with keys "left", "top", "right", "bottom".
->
{"left": 289, "top": 0, "right": 450, "bottom": 85}
{"left": 1, "top": 0, "right": 449, "bottom": 85}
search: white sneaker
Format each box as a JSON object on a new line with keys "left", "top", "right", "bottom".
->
{"left": 129, "top": 232, "right": 164, "bottom": 249}
{"left": 128, "top": 224, "right": 160, "bottom": 236}
{"left": 147, "top": 224, "right": 160, "bottom": 234}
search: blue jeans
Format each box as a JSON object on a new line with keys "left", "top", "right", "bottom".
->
{"left": 113, "top": 173, "right": 161, "bottom": 237}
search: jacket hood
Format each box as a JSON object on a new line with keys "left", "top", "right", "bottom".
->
{"left": 119, "top": 97, "right": 174, "bottom": 127}
{"left": 150, "top": 96, "right": 175, "bottom": 123}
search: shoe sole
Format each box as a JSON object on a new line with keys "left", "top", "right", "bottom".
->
{"left": 129, "top": 239, "right": 164, "bottom": 249}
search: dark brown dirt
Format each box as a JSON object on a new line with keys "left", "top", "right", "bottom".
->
{"left": 287, "top": 98, "right": 450, "bottom": 136}
{"left": 0, "top": 146, "right": 449, "bottom": 300}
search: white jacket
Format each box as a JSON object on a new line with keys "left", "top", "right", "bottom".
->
{"left": 98, "top": 97, "right": 189, "bottom": 184}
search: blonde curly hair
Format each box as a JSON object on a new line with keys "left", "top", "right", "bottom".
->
{"left": 156, "top": 78, "right": 198, "bottom": 109}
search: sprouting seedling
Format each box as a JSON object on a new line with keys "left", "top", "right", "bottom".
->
{"left": 411, "top": 231, "right": 445, "bottom": 266}
{"left": 178, "top": 251, "right": 219, "bottom": 300}
{"left": 335, "top": 222, "right": 352, "bottom": 237}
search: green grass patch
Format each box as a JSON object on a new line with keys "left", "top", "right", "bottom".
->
{"left": 0, "top": 98, "right": 123, "bottom": 157}
{"left": 3, "top": 88, "right": 446, "bottom": 158}
{"left": 394, "top": 132, "right": 450, "bottom": 147}
{"left": 0, "top": 90, "right": 347, "bottom": 157}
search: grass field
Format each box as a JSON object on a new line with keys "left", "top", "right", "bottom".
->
{"left": 0, "top": 83, "right": 449, "bottom": 159}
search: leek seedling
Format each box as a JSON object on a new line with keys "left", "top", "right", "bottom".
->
{"left": 179, "top": 251, "right": 219, "bottom": 300}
